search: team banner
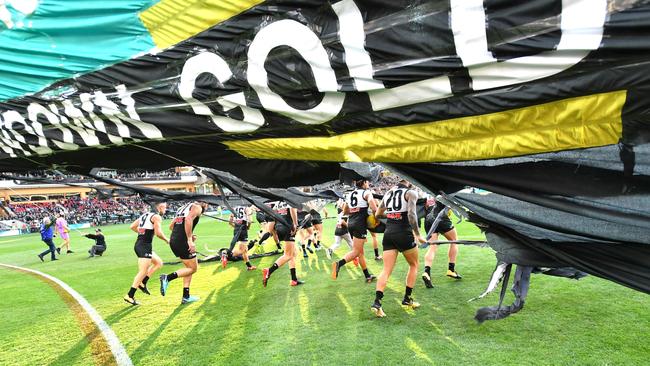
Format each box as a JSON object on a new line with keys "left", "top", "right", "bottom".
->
{"left": 0, "top": 0, "right": 648, "bottom": 176}
{"left": 0, "top": 0, "right": 158, "bottom": 100}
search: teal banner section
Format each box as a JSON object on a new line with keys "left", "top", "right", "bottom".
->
{"left": 0, "top": 0, "right": 158, "bottom": 100}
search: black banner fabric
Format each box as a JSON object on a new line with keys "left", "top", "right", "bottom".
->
{"left": 0, "top": 0, "right": 649, "bottom": 176}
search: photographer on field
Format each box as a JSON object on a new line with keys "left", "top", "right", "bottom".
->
{"left": 85, "top": 229, "right": 107, "bottom": 257}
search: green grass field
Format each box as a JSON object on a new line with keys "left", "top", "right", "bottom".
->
{"left": 0, "top": 214, "right": 648, "bottom": 366}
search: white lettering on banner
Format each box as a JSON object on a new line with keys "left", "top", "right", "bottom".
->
{"left": 49, "top": 103, "right": 100, "bottom": 147}
{"left": 247, "top": 19, "right": 345, "bottom": 125}
{"left": 4, "top": 109, "right": 51, "bottom": 154}
{"left": 1, "top": 111, "right": 32, "bottom": 155}
{"left": 79, "top": 93, "right": 124, "bottom": 145}
{"left": 93, "top": 91, "right": 134, "bottom": 140}
{"left": 332, "top": 0, "right": 384, "bottom": 91}
{"left": 0, "top": 0, "right": 611, "bottom": 159}
{"left": 0, "top": 128, "right": 22, "bottom": 156}
{"left": 179, "top": 52, "right": 264, "bottom": 132}
{"left": 115, "top": 85, "right": 164, "bottom": 139}
{"left": 61, "top": 100, "right": 101, "bottom": 146}
{"left": 27, "top": 103, "right": 78, "bottom": 151}
{"left": 450, "top": 0, "right": 606, "bottom": 90}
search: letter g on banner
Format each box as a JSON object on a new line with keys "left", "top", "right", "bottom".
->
{"left": 247, "top": 19, "right": 345, "bottom": 125}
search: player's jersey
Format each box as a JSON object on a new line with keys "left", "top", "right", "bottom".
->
{"left": 232, "top": 206, "right": 249, "bottom": 225}
{"left": 135, "top": 212, "right": 156, "bottom": 244}
{"left": 346, "top": 188, "right": 371, "bottom": 226}
{"left": 170, "top": 202, "right": 201, "bottom": 243}
{"left": 273, "top": 201, "right": 293, "bottom": 226}
{"left": 382, "top": 185, "right": 412, "bottom": 232}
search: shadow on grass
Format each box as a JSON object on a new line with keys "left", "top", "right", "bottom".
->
{"left": 49, "top": 307, "right": 141, "bottom": 366}
{"left": 129, "top": 304, "right": 189, "bottom": 364}
{"left": 105, "top": 305, "right": 138, "bottom": 325}
{"left": 49, "top": 334, "right": 93, "bottom": 366}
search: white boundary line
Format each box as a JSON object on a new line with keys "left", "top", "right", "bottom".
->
{"left": 0, "top": 263, "right": 133, "bottom": 366}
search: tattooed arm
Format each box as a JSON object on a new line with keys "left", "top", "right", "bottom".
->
{"left": 407, "top": 190, "right": 425, "bottom": 243}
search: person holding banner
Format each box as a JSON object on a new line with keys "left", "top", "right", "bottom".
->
{"left": 124, "top": 202, "right": 169, "bottom": 306}
{"left": 421, "top": 196, "right": 462, "bottom": 289}
{"left": 228, "top": 205, "right": 256, "bottom": 271}
{"left": 371, "top": 179, "right": 424, "bottom": 318}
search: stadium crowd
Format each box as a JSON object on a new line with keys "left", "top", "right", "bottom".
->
{"left": 4, "top": 169, "right": 183, "bottom": 184}
{"left": 7, "top": 197, "right": 148, "bottom": 232}
{"left": 2, "top": 170, "right": 404, "bottom": 235}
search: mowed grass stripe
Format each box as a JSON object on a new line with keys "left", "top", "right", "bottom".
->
{"left": 0, "top": 268, "right": 96, "bottom": 365}
{"left": 1, "top": 263, "right": 133, "bottom": 366}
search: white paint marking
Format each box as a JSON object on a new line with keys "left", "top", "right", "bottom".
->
{"left": 0, "top": 263, "right": 133, "bottom": 366}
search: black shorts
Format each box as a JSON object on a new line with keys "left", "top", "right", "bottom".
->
{"left": 334, "top": 227, "right": 349, "bottom": 236}
{"left": 233, "top": 225, "right": 248, "bottom": 242}
{"left": 424, "top": 217, "right": 454, "bottom": 235}
{"left": 311, "top": 218, "right": 323, "bottom": 225}
{"left": 256, "top": 212, "right": 268, "bottom": 223}
{"left": 348, "top": 224, "right": 367, "bottom": 239}
{"left": 134, "top": 241, "right": 153, "bottom": 259}
{"left": 169, "top": 239, "right": 196, "bottom": 260}
{"left": 275, "top": 223, "right": 295, "bottom": 242}
{"left": 382, "top": 231, "right": 417, "bottom": 252}
{"left": 347, "top": 214, "right": 368, "bottom": 239}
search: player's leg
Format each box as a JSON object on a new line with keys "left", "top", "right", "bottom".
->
{"left": 125, "top": 258, "right": 151, "bottom": 305}
{"left": 371, "top": 249, "right": 397, "bottom": 317}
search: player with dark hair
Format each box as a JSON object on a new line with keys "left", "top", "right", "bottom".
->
{"left": 159, "top": 201, "right": 208, "bottom": 304}
{"left": 261, "top": 201, "right": 303, "bottom": 287}
{"left": 422, "top": 196, "right": 462, "bottom": 289}
{"left": 371, "top": 179, "right": 424, "bottom": 317}
{"left": 331, "top": 179, "right": 377, "bottom": 283}
{"left": 124, "top": 202, "right": 169, "bottom": 305}
{"left": 228, "top": 204, "right": 256, "bottom": 271}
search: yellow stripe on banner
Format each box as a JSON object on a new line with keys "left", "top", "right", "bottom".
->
{"left": 225, "top": 90, "right": 626, "bottom": 163}
{"left": 140, "top": 0, "right": 263, "bottom": 50}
